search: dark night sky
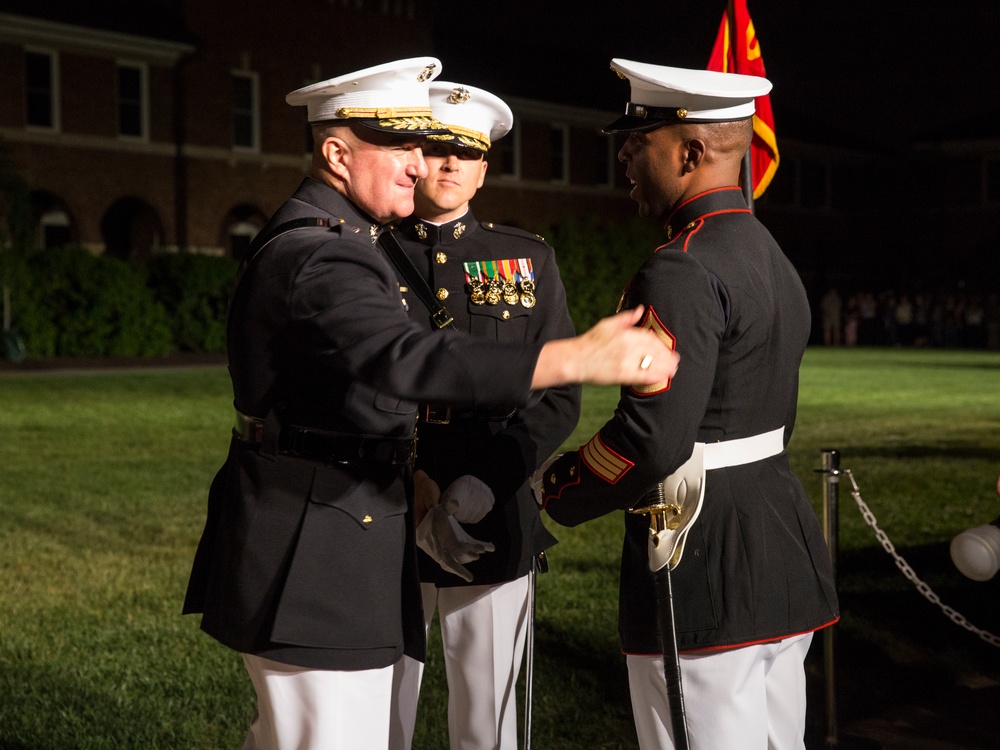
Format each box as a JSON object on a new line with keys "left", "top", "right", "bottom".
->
{"left": 433, "top": 0, "right": 1000, "bottom": 145}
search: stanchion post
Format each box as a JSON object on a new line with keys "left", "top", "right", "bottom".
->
{"left": 821, "top": 449, "right": 840, "bottom": 749}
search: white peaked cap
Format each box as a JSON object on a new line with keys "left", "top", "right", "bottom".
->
{"left": 604, "top": 58, "right": 772, "bottom": 133}
{"left": 425, "top": 81, "right": 513, "bottom": 152}
{"left": 286, "top": 56, "right": 447, "bottom": 135}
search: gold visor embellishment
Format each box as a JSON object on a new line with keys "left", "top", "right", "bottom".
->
{"left": 336, "top": 106, "right": 433, "bottom": 119}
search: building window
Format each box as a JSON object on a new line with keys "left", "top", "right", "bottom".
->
{"left": 305, "top": 122, "right": 314, "bottom": 155}
{"left": 228, "top": 221, "right": 258, "bottom": 261}
{"left": 25, "top": 49, "right": 58, "bottom": 130}
{"left": 596, "top": 132, "right": 614, "bottom": 187}
{"left": 986, "top": 159, "right": 1000, "bottom": 204}
{"left": 232, "top": 71, "right": 259, "bottom": 150}
{"left": 40, "top": 209, "right": 72, "bottom": 249}
{"left": 550, "top": 124, "right": 568, "bottom": 183}
{"left": 117, "top": 62, "right": 148, "bottom": 139}
{"left": 376, "top": 0, "right": 414, "bottom": 15}
{"left": 491, "top": 125, "right": 518, "bottom": 178}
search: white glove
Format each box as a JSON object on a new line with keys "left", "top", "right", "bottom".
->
{"left": 529, "top": 453, "right": 563, "bottom": 507}
{"left": 416, "top": 504, "right": 495, "bottom": 582}
{"left": 440, "top": 475, "right": 495, "bottom": 524}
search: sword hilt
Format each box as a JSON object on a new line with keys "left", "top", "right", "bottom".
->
{"left": 628, "top": 497, "right": 684, "bottom": 541}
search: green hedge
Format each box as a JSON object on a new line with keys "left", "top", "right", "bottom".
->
{"left": 2, "top": 215, "right": 665, "bottom": 359}
{"left": 146, "top": 252, "right": 237, "bottom": 352}
{"left": 4, "top": 248, "right": 237, "bottom": 359}
{"left": 545, "top": 215, "right": 664, "bottom": 332}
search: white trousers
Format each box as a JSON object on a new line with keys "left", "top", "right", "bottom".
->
{"left": 241, "top": 653, "right": 394, "bottom": 750}
{"left": 627, "top": 632, "right": 814, "bottom": 750}
{"left": 390, "top": 576, "right": 531, "bottom": 750}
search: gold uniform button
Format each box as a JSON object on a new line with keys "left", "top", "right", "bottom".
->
{"left": 362, "top": 514, "right": 373, "bottom": 526}
{"left": 436, "top": 288, "right": 449, "bottom": 300}
{"left": 501, "top": 310, "right": 510, "bottom": 320}
{"left": 435, "top": 251, "right": 447, "bottom": 264}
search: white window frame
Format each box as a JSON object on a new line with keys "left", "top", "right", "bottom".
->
{"left": 550, "top": 123, "right": 569, "bottom": 184}
{"left": 40, "top": 209, "right": 71, "bottom": 249}
{"left": 232, "top": 70, "right": 260, "bottom": 152}
{"left": 984, "top": 157, "right": 1000, "bottom": 206}
{"left": 24, "top": 46, "right": 60, "bottom": 132}
{"left": 116, "top": 59, "right": 149, "bottom": 141}
{"left": 228, "top": 220, "right": 259, "bottom": 260}
{"left": 597, "top": 132, "right": 616, "bottom": 188}
{"left": 491, "top": 117, "right": 521, "bottom": 181}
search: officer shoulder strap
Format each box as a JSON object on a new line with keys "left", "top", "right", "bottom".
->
{"left": 232, "top": 217, "right": 336, "bottom": 291}
{"left": 379, "top": 229, "right": 455, "bottom": 330}
{"left": 243, "top": 217, "right": 333, "bottom": 268}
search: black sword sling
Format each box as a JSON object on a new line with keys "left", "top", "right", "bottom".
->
{"left": 378, "top": 229, "right": 456, "bottom": 331}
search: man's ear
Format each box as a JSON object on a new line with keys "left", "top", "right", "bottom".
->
{"left": 477, "top": 159, "right": 488, "bottom": 189}
{"left": 682, "top": 138, "right": 706, "bottom": 174}
{"left": 322, "top": 136, "right": 351, "bottom": 181}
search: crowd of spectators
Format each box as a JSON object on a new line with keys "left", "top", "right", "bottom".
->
{"left": 816, "top": 286, "right": 1000, "bottom": 349}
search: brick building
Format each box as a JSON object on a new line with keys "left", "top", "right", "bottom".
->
{"left": 0, "top": 0, "right": 633, "bottom": 262}
{"left": 1, "top": 1, "right": 997, "bottom": 299}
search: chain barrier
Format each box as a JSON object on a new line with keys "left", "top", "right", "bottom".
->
{"left": 843, "top": 468, "right": 1000, "bottom": 648}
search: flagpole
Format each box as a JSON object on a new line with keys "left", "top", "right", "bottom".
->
{"left": 726, "top": 0, "right": 755, "bottom": 212}
{"left": 742, "top": 150, "right": 754, "bottom": 212}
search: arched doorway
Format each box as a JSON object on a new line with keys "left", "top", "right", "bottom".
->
{"left": 222, "top": 203, "right": 266, "bottom": 261}
{"left": 101, "top": 197, "right": 163, "bottom": 261}
{"left": 29, "top": 191, "right": 76, "bottom": 249}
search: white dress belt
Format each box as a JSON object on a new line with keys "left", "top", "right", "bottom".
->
{"left": 637, "top": 426, "right": 787, "bottom": 573}
{"left": 701, "top": 426, "right": 785, "bottom": 471}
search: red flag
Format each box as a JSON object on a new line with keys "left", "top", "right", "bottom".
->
{"left": 707, "top": 0, "right": 778, "bottom": 199}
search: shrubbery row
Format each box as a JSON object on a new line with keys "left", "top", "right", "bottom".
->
{"left": 2, "top": 248, "right": 238, "bottom": 358}
{"left": 0, "top": 218, "right": 664, "bottom": 359}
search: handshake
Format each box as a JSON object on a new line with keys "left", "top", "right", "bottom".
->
{"left": 415, "top": 474, "right": 496, "bottom": 582}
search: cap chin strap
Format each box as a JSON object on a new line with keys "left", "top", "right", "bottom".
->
{"left": 625, "top": 102, "right": 752, "bottom": 125}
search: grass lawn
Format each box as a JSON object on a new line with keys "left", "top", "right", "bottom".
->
{"left": 1, "top": 348, "right": 998, "bottom": 748}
